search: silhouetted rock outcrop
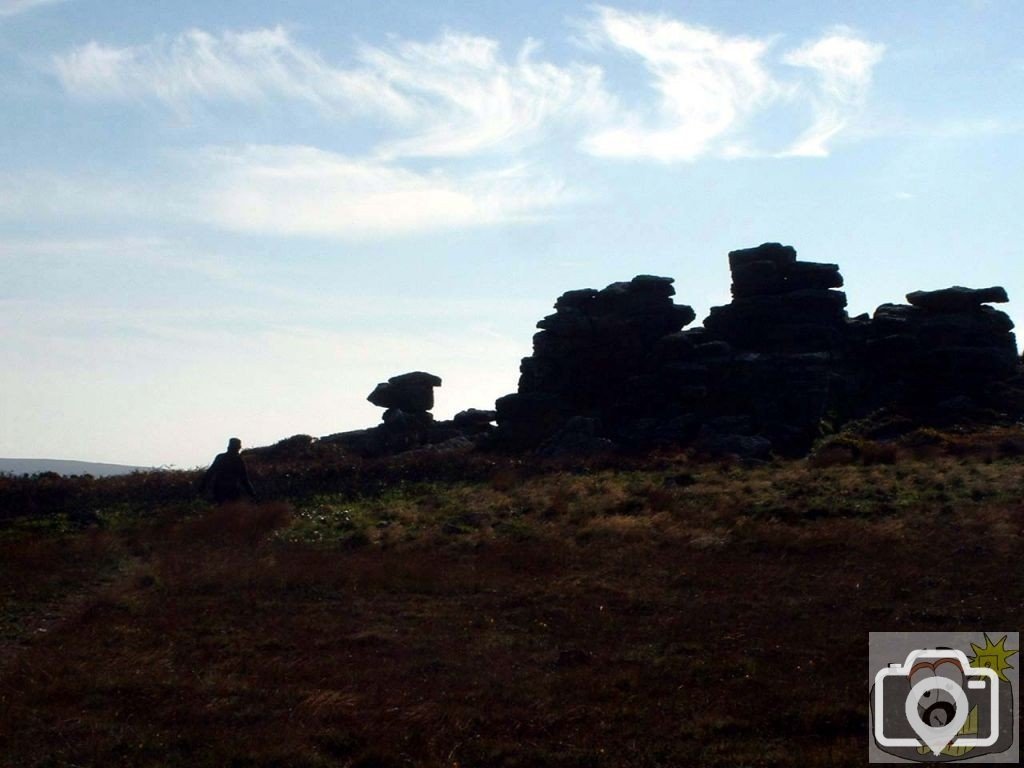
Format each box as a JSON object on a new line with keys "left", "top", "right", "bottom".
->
{"left": 689, "top": 244, "right": 853, "bottom": 452}
{"left": 906, "top": 286, "right": 1009, "bottom": 313}
{"left": 452, "top": 409, "right": 498, "bottom": 434}
{"left": 859, "top": 287, "right": 1017, "bottom": 416}
{"left": 368, "top": 371, "right": 442, "bottom": 412}
{"left": 323, "top": 372, "right": 496, "bottom": 457}
{"left": 492, "top": 243, "right": 1023, "bottom": 458}
{"left": 316, "top": 243, "right": 1021, "bottom": 460}
{"left": 705, "top": 243, "right": 848, "bottom": 353}
{"left": 496, "top": 275, "right": 696, "bottom": 447}
{"left": 536, "top": 416, "right": 616, "bottom": 458}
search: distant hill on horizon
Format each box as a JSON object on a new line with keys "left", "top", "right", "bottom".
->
{"left": 0, "top": 458, "right": 152, "bottom": 477}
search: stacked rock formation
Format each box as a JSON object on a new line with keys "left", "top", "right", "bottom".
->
{"left": 495, "top": 275, "right": 696, "bottom": 449}
{"left": 321, "top": 371, "right": 443, "bottom": 455}
{"left": 696, "top": 243, "right": 853, "bottom": 452}
{"left": 367, "top": 371, "right": 442, "bottom": 430}
{"left": 452, "top": 408, "right": 499, "bottom": 436}
{"left": 860, "top": 286, "right": 1019, "bottom": 416}
{"left": 494, "top": 245, "right": 858, "bottom": 453}
{"left": 493, "top": 243, "right": 1023, "bottom": 458}
{"left": 704, "top": 243, "right": 847, "bottom": 353}
{"left": 322, "top": 372, "right": 498, "bottom": 457}
{"left": 317, "top": 243, "right": 1021, "bottom": 460}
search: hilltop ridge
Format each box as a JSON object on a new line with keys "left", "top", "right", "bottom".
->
{"left": 0, "top": 459, "right": 149, "bottom": 477}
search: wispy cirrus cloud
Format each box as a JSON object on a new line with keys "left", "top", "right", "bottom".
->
{"left": 191, "top": 145, "right": 572, "bottom": 237}
{"left": 577, "top": 7, "right": 884, "bottom": 161}
{"left": 0, "top": 149, "right": 575, "bottom": 238}
{"left": 356, "top": 33, "right": 610, "bottom": 159}
{"left": 53, "top": 26, "right": 613, "bottom": 158}
{"left": 0, "top": 0, "right": 66, "bottom": 17}
{"left": 37, "top": 8, "right": 888, "bottom": 241}
{"left": 52, "top": 10, "right": 885, "bottom": 165}
{"left": 780, "top": 28, "right": 885, "bottom": 157}
{"left": 578, "top": 6, "right": 781, "bottom": 162}
{"left": 52, "top": 27, "right": 403, "bottom": 116}
{"left": 356, "top": 32, "right": 613, "bottom": 158}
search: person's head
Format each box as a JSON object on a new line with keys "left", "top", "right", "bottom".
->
{"left": 227, "top": 437, "right": 242, "bottom": 453}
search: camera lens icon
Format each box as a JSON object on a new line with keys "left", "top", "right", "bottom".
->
{"left": 905, "top": 674, "right": 971, "bottom": 755}
{"left": 873, "top": 649, "right": 1001, "bottom": 756}
{"left": 909, "top": 658, "right": 968, "bottom": 729}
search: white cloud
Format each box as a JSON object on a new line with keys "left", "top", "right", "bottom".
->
{"left": 42, "top": 9, "right": 888, "bottom": 241}
{"left": 192, "top": 145, "right": 572, "bottom": 238}
{"left": 358, "top": 32, "right": 613, "bottom": 158}
{"left": 780, "top": 28, "right": 885, "bottom": 157}
{"left": 0, "top": 0, "right": 65, "bottom": 17}
{"left": 51, "top": 12, "right": 884, "bottom": 164}
{"left": 577, "top": 8, "right": 883, "bottom": 162}
{"left": 579, "top": 6, "right": 780, "bottom": 162}
{"left": 52, "top": 27, "right": 386, "bottom": 115}
{"left": 0, "top": 148, "right": 573, "bottom": 238}
{"left": 53, "top": 26, "right": 612, "bottom": 157}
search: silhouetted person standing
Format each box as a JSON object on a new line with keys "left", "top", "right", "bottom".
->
{"left": 199, "top": 438, "right": 257, "bottom": 504}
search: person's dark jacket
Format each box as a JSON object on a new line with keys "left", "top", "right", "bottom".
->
{"left": 199, "top": 451, "right": 256, "bottom": 503}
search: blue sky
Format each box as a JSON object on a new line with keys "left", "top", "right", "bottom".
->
{"left": 1, "top": 0, "right": 1022, "bottom": 467}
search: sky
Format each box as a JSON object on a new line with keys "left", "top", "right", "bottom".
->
{"left": 1, "top": 0, "right": 1022, "bottom": 468}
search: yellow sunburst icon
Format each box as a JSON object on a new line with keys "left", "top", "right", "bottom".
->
{"left": 968, "top": 633, "right": 1018, "bottom": 683}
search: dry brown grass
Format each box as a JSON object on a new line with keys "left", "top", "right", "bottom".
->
{"left": 1, "top": 431, "right": 1022, "bottom": 767}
